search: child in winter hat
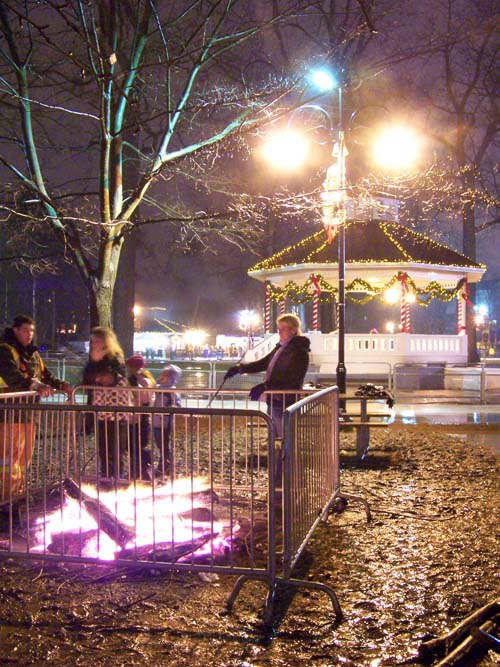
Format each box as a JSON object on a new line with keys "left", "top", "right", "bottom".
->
{"left": 153, "top": 365, "right": 182, "bottom": 476}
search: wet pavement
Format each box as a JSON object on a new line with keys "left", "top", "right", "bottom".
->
{"left": 395, "top": 402, "right": 500, "bottom": 453}
{"left": 1, "top": 428, "right": 498, "bottom": 666}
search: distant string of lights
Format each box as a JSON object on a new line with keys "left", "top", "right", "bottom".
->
{"left": 154, "top": 318, "right": 178, "bottom": 333}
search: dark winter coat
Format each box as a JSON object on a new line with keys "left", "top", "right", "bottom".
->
{"left": 0, "top": 327, "right": 64, "bottom": 392}
{"left": 82, "top": 356, "right": 127, "bottom": 387}
{"left": 238, "top": 335, "right": 310, "bottom": 390}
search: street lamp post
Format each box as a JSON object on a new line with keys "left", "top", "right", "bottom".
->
{"left": 314, "top": 70, "right": 420, "bottom": 397}
{"left": 239, "top": 309, "right": 259, "bottom": 350}
{"left": 335, "top": 84, "right": 347, "bottom": 397}
{"left": 319, "top": 81, "right": 347, "bottom": 396}
{"left": 313, "top": 69, "right": 348, "bottom": 396}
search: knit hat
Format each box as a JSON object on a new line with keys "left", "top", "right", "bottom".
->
{"left": 126, "top": 354, "right": 146, "bottom": 370}
{"left": 162, "top": 364, "right": 182, "bottom": 385}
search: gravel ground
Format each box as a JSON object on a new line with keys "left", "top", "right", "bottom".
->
{"left": 0, "top": 427, "right": 499, "bottom": 667}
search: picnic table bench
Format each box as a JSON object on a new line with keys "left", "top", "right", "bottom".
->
{"left": 339, "top": 394, "right": 395, "bottom": 461}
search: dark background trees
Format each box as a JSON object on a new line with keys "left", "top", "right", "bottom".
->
{"left": 0, "top": 1, "right": 307, "bottom": 340}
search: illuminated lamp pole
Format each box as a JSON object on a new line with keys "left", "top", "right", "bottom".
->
{"left": 335, "top": 83, "right": 347, "bottom": 397}
{"left": 316, "top": 76, "right": 422, "bottom": 394}
{"left": 240, "top": 309, "right": 260, "bottom": 350}
{"left": 312, "top": 69, "right": 347, "bottom": 396}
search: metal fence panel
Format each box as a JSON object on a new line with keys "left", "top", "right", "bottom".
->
{"left": 0, "top": 386, "right": 357, "bottom": 625}
{"left": 393, "top": 362, "right": 500, "bottom": 404}
{"left": 1, "top": 404, "right": 270, "bottom": 564}
{"left": 282, "top": 386, "right": 340, "bottom": 578}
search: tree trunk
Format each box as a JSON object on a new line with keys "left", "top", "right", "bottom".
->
{"left": 114, "top": 230, "right": 136, "bottom": 356}
{"left": 466, "top": 283, "right": 479, "bottom": 364}
{"left": 461, "top": 173, "right": 479, "bottom": 364}
{"left": 88, "top": 237, "right": 124, "bottom": 329}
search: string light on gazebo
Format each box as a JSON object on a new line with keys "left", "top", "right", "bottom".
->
{"left": 250, "top": 219, "right": 484, "bottom": 340}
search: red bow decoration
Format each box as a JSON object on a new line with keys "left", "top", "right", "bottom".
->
{"left": 397, "top": 272, "right": 410, "bottom": 295}
{"left": 459, "top": 277, "right": 473, "bottom": 306}
{"left": 310, "top": 275, "right": 322, "bottom": 295}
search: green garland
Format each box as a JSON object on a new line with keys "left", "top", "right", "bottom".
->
{"left": 266, "top": 273, "right": 464, "bottom": 306}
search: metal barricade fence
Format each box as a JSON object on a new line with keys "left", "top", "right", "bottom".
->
{"left": 283, "top": 386, "right": 340, "bottom": 579}
{"left": 1, "top": 391, "right": 39, "bottom": 500}
{"left": 1, "top": 390, "right": 72, "bottom": 499}
{"left": 0, "top": 386, "right": 368, "bottom": 625}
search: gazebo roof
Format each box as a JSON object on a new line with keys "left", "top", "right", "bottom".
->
{"left": 248, "top": 219, "right": 485, "bottom": 290}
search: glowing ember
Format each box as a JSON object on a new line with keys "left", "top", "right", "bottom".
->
{"left": 33, "top": 477, "right": 237, "bottom": 562}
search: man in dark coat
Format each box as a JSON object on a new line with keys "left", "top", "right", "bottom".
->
{"left": 0, "top": 314, "right": 71, "bottom": 498}
{"left": 224, "top": 313, "right": 310, "bottom": 438}
{"left": 0, "top": 314, "right": 71, "bottom": 397}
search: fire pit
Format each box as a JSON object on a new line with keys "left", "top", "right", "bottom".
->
{"left": 2, "top": 474, "right": 267, "bottom": 571}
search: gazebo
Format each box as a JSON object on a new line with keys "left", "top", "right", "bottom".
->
{"left": 247, "top": 217, "right": 485, "bottom": 374}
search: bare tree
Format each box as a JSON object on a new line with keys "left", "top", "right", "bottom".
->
{"left": 392, "top": 0, "right": 500, "bottom": 362}
{"left": 0, "top": 0, "right": 310, "bottom": 328}
{"left": 299, "top": 0, "right": 498, "bottom": 360}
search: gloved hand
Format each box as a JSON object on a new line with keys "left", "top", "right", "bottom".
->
{"left": 60, "top": 381, "right": 73, "bottom": 397}
{"left": 249, "top": 383, "right": 266, "bottom": 401}
{"left": 30, "top": 380, "right": 54, "bottom": 398}
{"left": 224, "top": 365, "right": 240, "bottom": 381}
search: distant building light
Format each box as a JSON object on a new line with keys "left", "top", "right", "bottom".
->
{"left": 475, "top": 304, "right": 488, "bottom": 317}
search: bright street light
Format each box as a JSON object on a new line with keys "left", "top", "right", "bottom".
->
{"left": 310, "top": 68, "right": 337, "bottom": 93}
{"left": 383, "top": 288, "right": 400, "bottom": 304}
{"left": 239, "top": 309, "right": 260, "bottom": 349}
{"left": 184, "top": 329, "right": 207, "bottom": 348}
{"left": 259, "top": 130, "right": 310, "bottom": 171}
{"left": 239, "top": 309, "right": 260, "bottom": 329}
{"left": 372, "top": 126, "right": 421, "bottom": 171}
{"left": 475, "top": 304, "right": 488, "bottom": 317}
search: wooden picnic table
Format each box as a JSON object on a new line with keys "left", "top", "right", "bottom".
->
{"left": 339, "top": 394, "right": 395, "bottom": 461}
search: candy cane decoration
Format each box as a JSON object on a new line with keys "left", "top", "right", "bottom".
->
{"left": 313, "top": 293, "right": 319, "bottom": 331}
{"left": 311, "top": 275, "right": 321, "bottom": 331}
{"left": 264, "top": 282, "right": 271, "bottom": 334}
{"left": 457, "top": 278, "right": 470, "bottom": 335}
{"left": 398, "top": 272, "right": 410, "bottom": 333}
{"left": 279, "top": 299, "right": 286, "bottom": 315}
{"left": 405, "top": 300, "right": 411, "bottom": 334}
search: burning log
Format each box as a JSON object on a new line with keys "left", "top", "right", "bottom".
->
{"left": 176, "top": 507, "right": 215, "bottom": 523}
{"left": 150, "top": 485, "right": 219, "bottom": 506}
{"left": 418, "top": 598, "right": 499, "bottom": 663}
{"left": 119, "top": 533, "right": 217, "bottom": 562}
{"left": 63, "top": 478, "right": 135, "bottom": 549}
{"left": 47, "top": 529, "right": 99, "bottom": 556}
{"left": 0, "top": 483, "right": 64, "bottom": 532}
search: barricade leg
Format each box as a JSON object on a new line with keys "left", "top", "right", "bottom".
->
{"left": 335, "top": 491, "right": 371, "bottom": 522}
